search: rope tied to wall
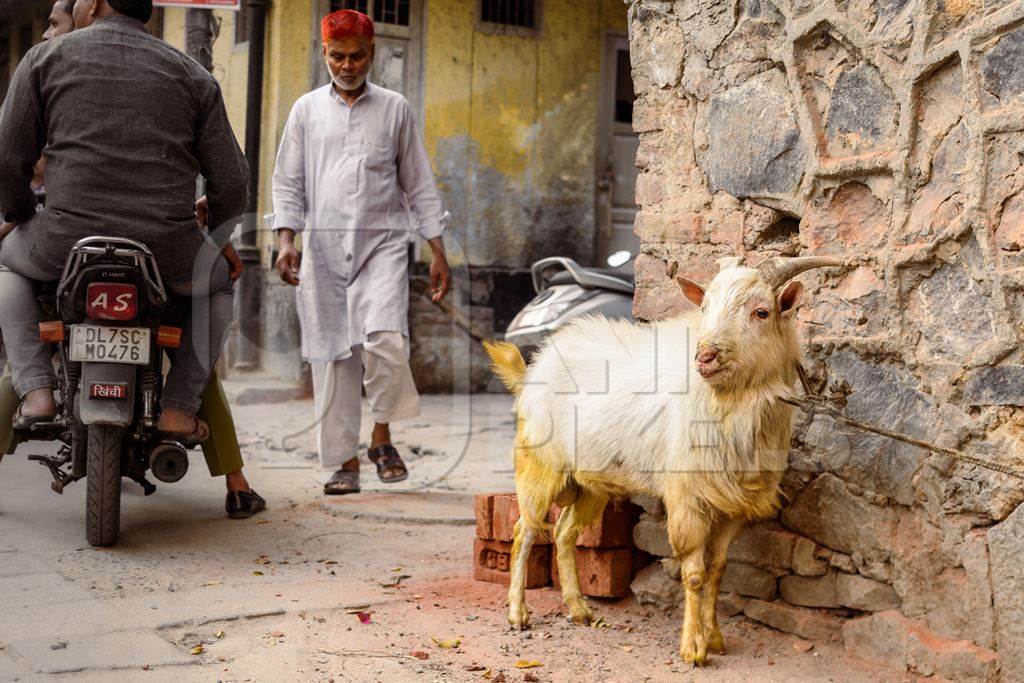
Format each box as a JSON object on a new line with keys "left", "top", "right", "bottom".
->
{"left": 783, "top": 363, "right": 1024, "bottom": 482}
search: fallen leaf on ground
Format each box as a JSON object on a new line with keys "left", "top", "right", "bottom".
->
{"left": 345, "top": 606, "right": 371, "bottom": 614}
{"left": 514, "top": 660, "right": 541, "bottom": 669}
{"left": 619, "top": 644, "right": 634, "bottom": 653}
{"left": 491, "top": 673, "right": 507, "bottom": 683}
{"left": 356, "top": 612, "right": 372, "bottom": 625}
{"left": 190, "top": 645, "right": 204, "bottom": 655}
{"left": 270, "top": 631, "right": 285, "bottom": 638}
{"left": 524, "top": 674, "right": 539, "bottom": 682}
{"left": 214, "top": 631, "right": 225, "bottom": 639}
{"left": 202, "top": 581, "right": 222, "bottom": 587}
{"left": 793, "top": 640, "right": 814, "bottom": 653}
{"left": 255, "top": 557, "right": 271, "bottom": 565}
{"left": 591, "top": 617, "right": 608, "bottom": 629}
{"left": 253, "top": 571, "right": 264, "bottom": 576}
{"left": 256, "top": 520, "right": 270, "bottom": 525}
{"left": 391, "top": 567, "right": 403, "bottom": 572}
{"left": 431, "top": 636, "right": 461, "bottom": 649}
{"left": 410, "top": 651, "right": 430, "bottom": 660}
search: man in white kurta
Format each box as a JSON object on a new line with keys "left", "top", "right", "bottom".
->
{"left": 272, "top": 9, "right": 451, "bottom": 495}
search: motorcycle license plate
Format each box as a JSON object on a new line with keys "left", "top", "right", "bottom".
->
{"left": 69, "top": 325, "right": 151, "bottom": 365}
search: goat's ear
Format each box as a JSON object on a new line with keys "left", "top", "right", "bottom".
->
{"left": 676, "top": 276, "right": 705, "bottom": 307}
{"left": 778, "top": 281, "right": 803, "bottom": 318}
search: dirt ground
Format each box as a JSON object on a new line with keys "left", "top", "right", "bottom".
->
{"left": 0, "top": 389, "right": 906, "bottom": 681}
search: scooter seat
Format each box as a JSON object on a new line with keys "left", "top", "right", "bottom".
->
{"left": 547, "top": 267, "right": 634, "bottom": 289}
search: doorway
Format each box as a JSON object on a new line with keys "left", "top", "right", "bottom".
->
{"left": 596, "top": 34, "right": 640, "bottom": 267}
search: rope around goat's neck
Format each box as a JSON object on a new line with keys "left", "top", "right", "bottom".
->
{"left": 784, "top": 363, "right": 1024, "bottom": 482}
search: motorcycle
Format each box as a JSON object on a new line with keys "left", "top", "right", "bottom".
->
{"left": 504, "top": 251, "right": 635, "bottom": 360}
{"left": 8, "top": 236, "right": 193, "bottom": 547}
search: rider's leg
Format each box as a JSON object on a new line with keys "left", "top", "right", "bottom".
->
{"left": 159, "top": 240, "right": 233, "bottom": 434}
{"left": 0, "top": 229, "right": 60, "bottom": 417}
{"left": 0, "top": 369, "right": 18, "bottom": 452}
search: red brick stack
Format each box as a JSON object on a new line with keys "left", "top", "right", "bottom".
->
{"left": 473, "top": 493, "right": 649, "bottom": 597}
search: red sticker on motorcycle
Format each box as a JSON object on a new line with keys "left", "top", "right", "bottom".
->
{"left": 90, "top": 383, "right": 128, "bottom": 400}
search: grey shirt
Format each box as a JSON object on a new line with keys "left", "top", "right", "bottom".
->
{"left": 0, "top": 14, "right": 248, "bottom": 280}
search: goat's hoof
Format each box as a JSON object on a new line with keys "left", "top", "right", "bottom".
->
{"left": 508, "top": 605, "right": 530, "bottom": 630}
{"left": 680, "top": 635, "right": 708, "bottom": 666}
{"left": 707, "top": 629, "right": 725, "bottom": 655}
{"left": 568, "top": 601, "right": 594, "bottom": 625}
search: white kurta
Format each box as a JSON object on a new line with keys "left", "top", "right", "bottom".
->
{"left": 271, "top": 82, "right": 447, "bottom": 362}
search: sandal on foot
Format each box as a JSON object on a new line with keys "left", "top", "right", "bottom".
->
{"left": 324, "top": 469, "right": 361, "bottom": 495}
{"left": 367, "top": 444, "right": 409, "bottom": 484}
{"left": 157, "top": 416, "right": 210, "bottom": 448}
{"left": 12, "top": 403, "right": 56, "bottom": 431}
{"left": 226, "top": 489, "right": 266, "bottom": 519}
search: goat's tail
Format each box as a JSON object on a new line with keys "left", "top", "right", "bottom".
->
{"left": 482, "top": 340, "right": 527, "bottom": 395}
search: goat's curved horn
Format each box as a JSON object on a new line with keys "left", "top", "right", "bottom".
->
{"left": 755, "top": 256, "right": 845, "bottom": 289}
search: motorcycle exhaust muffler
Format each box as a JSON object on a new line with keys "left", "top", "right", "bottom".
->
{"left": 148, "top": 441, "right": 189, "bottom": 483}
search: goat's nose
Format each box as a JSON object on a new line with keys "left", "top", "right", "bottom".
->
{"left": 696, "top": 347, "right": 719, "bottom": 365}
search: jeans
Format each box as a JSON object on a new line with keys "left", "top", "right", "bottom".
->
{"left": 0, "top": 224, "right": 234, "bottom": 416}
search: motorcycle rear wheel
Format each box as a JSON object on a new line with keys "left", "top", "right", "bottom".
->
{"left": 85, "top": 425, "right": 123, "bottom": 547}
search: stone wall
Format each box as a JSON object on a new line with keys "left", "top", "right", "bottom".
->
{"left": 627, "top": 0, "right": 1024, "bottom": 678}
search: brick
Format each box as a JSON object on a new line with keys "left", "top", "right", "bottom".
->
{"left": 475, "top": 493, "right": 496, "bottom": 540}
{"left": 743, "top": 599, "right": 843, "bottom": 642}
{"left": 552, "top": 548, "right": 636, "bottom": 598}
{"left": 492, "top": 494, "right": 519, "bottom": 543}
{"left": 473, "top": 538, "right": 551, "bottom": 589}
{"left": 548, "top": 499, "right": 642, "bottom": 549}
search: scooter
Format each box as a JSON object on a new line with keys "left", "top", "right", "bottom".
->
{"left": 504, "top": 251, "right": 635, "bottom": 360}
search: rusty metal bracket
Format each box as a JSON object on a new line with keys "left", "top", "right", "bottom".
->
{"left": 783, "top": 362, "right": 1024, "bottom": 482}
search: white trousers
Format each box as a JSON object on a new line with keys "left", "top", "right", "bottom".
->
{"left": 311, "top": 331, "right": 421, "bottom": 470}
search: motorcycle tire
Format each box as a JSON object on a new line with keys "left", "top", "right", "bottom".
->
{"left": 85, "top": 425, "right": 123, "bottom": 547}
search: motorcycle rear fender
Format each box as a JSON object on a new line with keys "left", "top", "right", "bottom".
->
{"left": 78, "top": 362, "right": 137, "bottom": 427}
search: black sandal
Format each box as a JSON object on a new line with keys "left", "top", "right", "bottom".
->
{"left": 226, "top": 489, "right": 266, "bottom": 519}
{"left": 367, "top": 444, "right": 408, "bottom": 484}
{"left": 324, "top": 469, "right": 361, "bottom": 495}
{"left": 12, "top": 403, "right": 56, "bottom": 431}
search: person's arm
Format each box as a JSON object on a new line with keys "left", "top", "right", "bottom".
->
{"left": 396, "top": 101, "right": 450, "bottom": 302}
{"left": 0, "top": 53, "right": 45, "bottom": 231}
{"left": 271, "top": 102, "right": 307, "bottom": 287}
{"left": 193, "top": 78, "right": 249, "bottom": 249}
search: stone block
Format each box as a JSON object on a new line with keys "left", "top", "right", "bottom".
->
{"left": 988, "top": 503, "right": 1024, "bottom": 681}
{"left": 552, "top": 548, "right": 636, "bottom": 598}
{"left": 835, "top": 573, "right": 900, "bottom": 612}
{"left": 782, "top": 473, "right": 898, "bottom": 563}
{"left": 780, "top": 573, "right": 840, "bottom": 609}
{"left": 727, "top": 523, "right": 797, "bottom": 571}
{"left": 698, "top": 68, "right": 807, "bottom": 199}
{"left": 473, "top": 538, "right": 551, "bottom": 589}
{"left": 743, "top": 599, "right": 843, "bottom": 642}
{"left": 843, "top": 611, "right": 999, "bottom": 681}
{"left": 792, "top": 537, "right": 829, "bottom": 576}
{"left": 475, "top": 492, "right": 496, "bottom": 540}
{"left": 631, "top": 560, "right": 681, "bottom": 612}
{"left": 633, "top": 514, "right": 673, "bottom": 557}
{"left": 721, "top": 562, "right": 777, "bottom": 601}
{"left": 718, "top": 593, "right": 749, "bottom": 618}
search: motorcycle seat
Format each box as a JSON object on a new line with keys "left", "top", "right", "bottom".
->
{"left": 547, "top": 267, "right": 634, "bottom": 289}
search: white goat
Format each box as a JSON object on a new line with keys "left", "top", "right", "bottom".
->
{"left": 483, "top": 255, "right": 841, "bottom": 665}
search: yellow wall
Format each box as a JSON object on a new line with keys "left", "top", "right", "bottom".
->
{"left": 423, "top": 0, "right": 628, "bottom": 267}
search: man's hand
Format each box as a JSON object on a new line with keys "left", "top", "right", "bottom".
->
{"left": 427, "top": 237, "right": 450, "bottom": 302}
{"left": 195, "top": 195, "right": 209, "bottom": 228}
{"left": 222, "top": 243, "right": 244, "bottom": 281}
{"left": 275, "top": 229, "right": 301, "bottom": 286}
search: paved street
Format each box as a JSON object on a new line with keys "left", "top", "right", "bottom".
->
{"left": 0, "top": 386, "right": 892, "bottom": 681}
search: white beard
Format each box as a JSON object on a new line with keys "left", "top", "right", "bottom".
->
{"left": 328, "top": 66, "right": 366, "bottom": 92}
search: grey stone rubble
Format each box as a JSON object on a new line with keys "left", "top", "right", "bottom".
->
{"left": 628, "top": 0, "right": 1024, "bottom": 678}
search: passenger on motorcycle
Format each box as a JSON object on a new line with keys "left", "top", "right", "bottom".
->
{"left": 0, "top": 0, "right": 261, "bottom": 513}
